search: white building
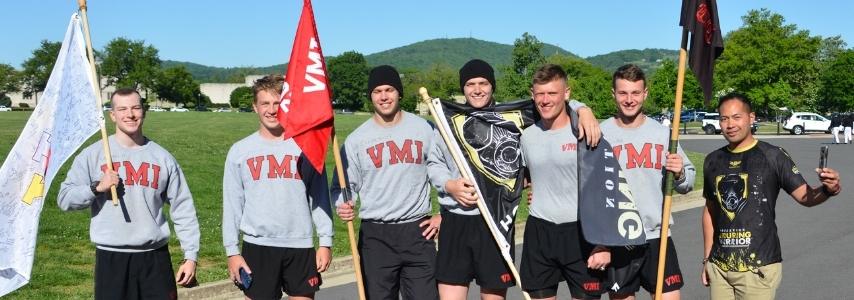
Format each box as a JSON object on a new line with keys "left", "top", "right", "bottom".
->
{"left": 6, "top": 79, "right": 147, "bottom": 108}
{"left": 6, "top": 75, "right": 264, "bottom": 108}
{"left": 200, "top": 75, "right": 263, "bottom": 106}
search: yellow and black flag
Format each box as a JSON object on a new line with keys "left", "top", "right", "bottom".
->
{"left": 433, "top": 99, "right": 535, "bottom": 260}
{"left": 680, "top": 0, "right": 724, "bottom": 105}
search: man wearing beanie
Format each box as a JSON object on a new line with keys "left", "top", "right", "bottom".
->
{"left": 436, "top": 59, "right": 603, "bottom": 300}
{"left": 332, "top": 65, "right": 452, "bottom": 299}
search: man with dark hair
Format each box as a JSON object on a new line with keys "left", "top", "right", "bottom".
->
{"left": 701, "top": 93, "right": 841, "bottom": 299}
{"left": 599, "top": 64, "right": 695, "bottom": 300}
{"left": 436, "top": 59, "right": 601, "bottom": 300}
{"left": 58, "top": 88, "right": 200, "bottom": 299}
{"left": 223, "top": 74, "right": 333, "bottom": 300}
{"left": 332, "top": 65, "right": 450, "bottom": 300}
{"left": 519, "top": 64, "right": 609, "bottom": 300}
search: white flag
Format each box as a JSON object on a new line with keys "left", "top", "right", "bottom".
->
{"left": 0, "top": 14, "right": 101, "bottom": 296}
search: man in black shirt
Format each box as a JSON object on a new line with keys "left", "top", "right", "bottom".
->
{"left": 700, "top": 93, "right": 841, "bottom": 300}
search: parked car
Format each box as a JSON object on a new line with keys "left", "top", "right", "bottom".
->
{"left": 337, "top": 109, "right": 354, "bottom": 115}
{"left": 148, "top": 106, "right": 166, "bottom": 112}
{"left": 680, "top": 109, "right": 706, "bottom": 122}
{"left": 171, "top": 107, "right": 188, "bottom": 112}
{"left": 702, "top": 113, "right": 722, "bottom": 134}
{"left": 102, "top": 106, "right": 111, "bottom": 111}
{"left": 782, "top": 112, "right": 831, "bottom": 135}
{"left": 195, "top": 106, "right": 210, "bottom": 112}
{"left": 702, "top": 113, "right": 758, "bottom": 135}
{"left": 214, "top": 107, "right": 232, "bottom": 113}
{"left": 237, "top": 107, "right": 253, "bottom": 113}
{"left": 0, "top": 105, "right": 12, "bottom": 112}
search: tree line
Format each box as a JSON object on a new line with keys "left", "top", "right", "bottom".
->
{"left": 324, "top": 9, "right": 853, "bottom": 119}
{"left": 0, "top": 37, "right": 209, "bottom": 108}
{"left": 2, "top": 8, "right": 852, "bottom": 116}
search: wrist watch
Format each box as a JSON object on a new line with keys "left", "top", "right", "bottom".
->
{"left": 90, "top": 181, "right": 103, "bottom": 196}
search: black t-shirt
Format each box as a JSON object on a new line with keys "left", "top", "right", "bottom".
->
{"left": 831, "top": 116, "right": 842, "bottom": 127}
{"left": 703, "top": 140, "right": 807, "bottom": 271}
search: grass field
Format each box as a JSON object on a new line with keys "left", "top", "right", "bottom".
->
{"left": 0, "top": 111, "right": 706, "bottom": 299}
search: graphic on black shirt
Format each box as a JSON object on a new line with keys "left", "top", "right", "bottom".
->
{"left": 715, "top": 173, "right": 748, "bottom": 221}
{"left": 703, "top": 140, "right": 807, "bottom": 272}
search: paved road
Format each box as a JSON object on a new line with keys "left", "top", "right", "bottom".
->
{"left": 279, "top": 134, "right": 853, "bottom": 299}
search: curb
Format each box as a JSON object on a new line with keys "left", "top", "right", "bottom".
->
{"left": 178, "top": 190, "right": 705, "bottom": 299}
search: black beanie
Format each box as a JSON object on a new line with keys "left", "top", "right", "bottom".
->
{"left": 459, "top": 59, "right": 496, "bottom": 93}
{"left": 367, "top": 65, "right": 404, "bottom": 98}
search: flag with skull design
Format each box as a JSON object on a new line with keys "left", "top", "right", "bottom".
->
{"left": 433, "top": 99, "right": 534, "bottom": 260}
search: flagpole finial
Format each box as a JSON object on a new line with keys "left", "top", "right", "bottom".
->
{"left": 78, "top": 0, "right": 87, "bottom": 10}
{"left": 419, "top": 87, "right": 431, "bottom": 102}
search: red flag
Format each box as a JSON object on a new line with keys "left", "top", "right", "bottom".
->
{"left": 278, "top": 0, "right": 334, "bottom": 173}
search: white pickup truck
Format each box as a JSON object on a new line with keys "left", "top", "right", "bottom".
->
{"left": 0, "top": 105, "right": 12, "bottom": 112}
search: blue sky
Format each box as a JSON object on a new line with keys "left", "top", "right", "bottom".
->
{"left": 1, "top": 0, "right": 851, "bottom": 69}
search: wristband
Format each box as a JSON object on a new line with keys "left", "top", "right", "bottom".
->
{"left": 90, "top": 181, "right": 103, "bottom": 196}
{"left": 822, "top": 184, "right": 841, "bottom": 197}
{"left": 702, "top": 257, "right": 709, "bottom": 264}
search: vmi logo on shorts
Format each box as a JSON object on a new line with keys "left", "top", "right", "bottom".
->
{"left": 665, "top": 274, "right": 682, "bottom": 286}
{"left": 500, "top": 273, "right": 511, "bottom": 283}
{"left": 583, "top": 282, "right": 600, "bottom": 291}
{"left": 308, "top": 276, "right": 319, "bottom": 287}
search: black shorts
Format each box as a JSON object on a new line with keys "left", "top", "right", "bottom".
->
{"left": 435, "top": 212, "right": 516, "bottom": 288}
{"left": 608, "top": 238, "right": 684, "bottom": 295}
{"left": 520, "top": 217, "right": 605, "bottom": 299}
{"left": 94, "top": 245, "right": 177, "bottom": 300}
{"left": 359, "top": 220, "right": 439, "bottom": 300}
{"left": 241, "top": 242, "right": 321, "bottom": 299}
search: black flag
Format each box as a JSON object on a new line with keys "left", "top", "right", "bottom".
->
{"left": 432, "top": 99, "right": 535, "bottom": 258}
{"left": 568, "top": 109, "right": 646, "bottom": 246}
{"left": 680, "top": 0, "right": 724, "bottom": 105}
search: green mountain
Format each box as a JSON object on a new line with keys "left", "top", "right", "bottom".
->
{"left": 163, "top": 39, "right": 675, "bottom": 82}
{"left": 161, "top": 61, "right": 287, "bottom": 83}
{"left": 364, "top": 37, "right": 576, "bottom": 70}
{"left": 585, "top": 48, "right": 679, "bottom": 73}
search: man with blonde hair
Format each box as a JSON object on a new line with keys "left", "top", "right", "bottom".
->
{"left": 222, "top": 74, "right": 333, "bottom": 300}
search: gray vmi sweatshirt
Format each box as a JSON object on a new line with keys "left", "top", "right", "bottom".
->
{"left": 222, "top": 132, "right": 332, "bottom": 256}
{"left": 439, "top": 100, "right": 589, "bottom": 216}
{"left": 58, "top": 135, "right": 200, "bottom": 261}
{"left": 331, "top": 112, "right": 452, "bottom": 223}
{"left": 599, "top": 116, "right": 695, "bottom": 239}
{"left": 521, "top": 122, "right": 580, "bottom": 224}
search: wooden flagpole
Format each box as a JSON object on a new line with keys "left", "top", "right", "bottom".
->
{"left": 78, "top": 0, "right": 118, "bottom": 206}
{"left": 419, "top": 88, "right": 531, "bottom": 300}
{"left": 654, "top": 28, "right": 690, "bottom": 300}
{"left": 331, "top": 127, "right": 366, "bottom": 300}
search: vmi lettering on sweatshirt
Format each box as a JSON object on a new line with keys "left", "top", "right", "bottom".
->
{"left": 365, "top": 139, "right": 424, "bottom": 168}
{"left": 101, "top": 161, "right": 162, "bottom": 189}
{"left": 611, "top": 143, "right": 665, "bottom": 170}
{"left": 245, "top": 154, "right": 304, "bottom": 180}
